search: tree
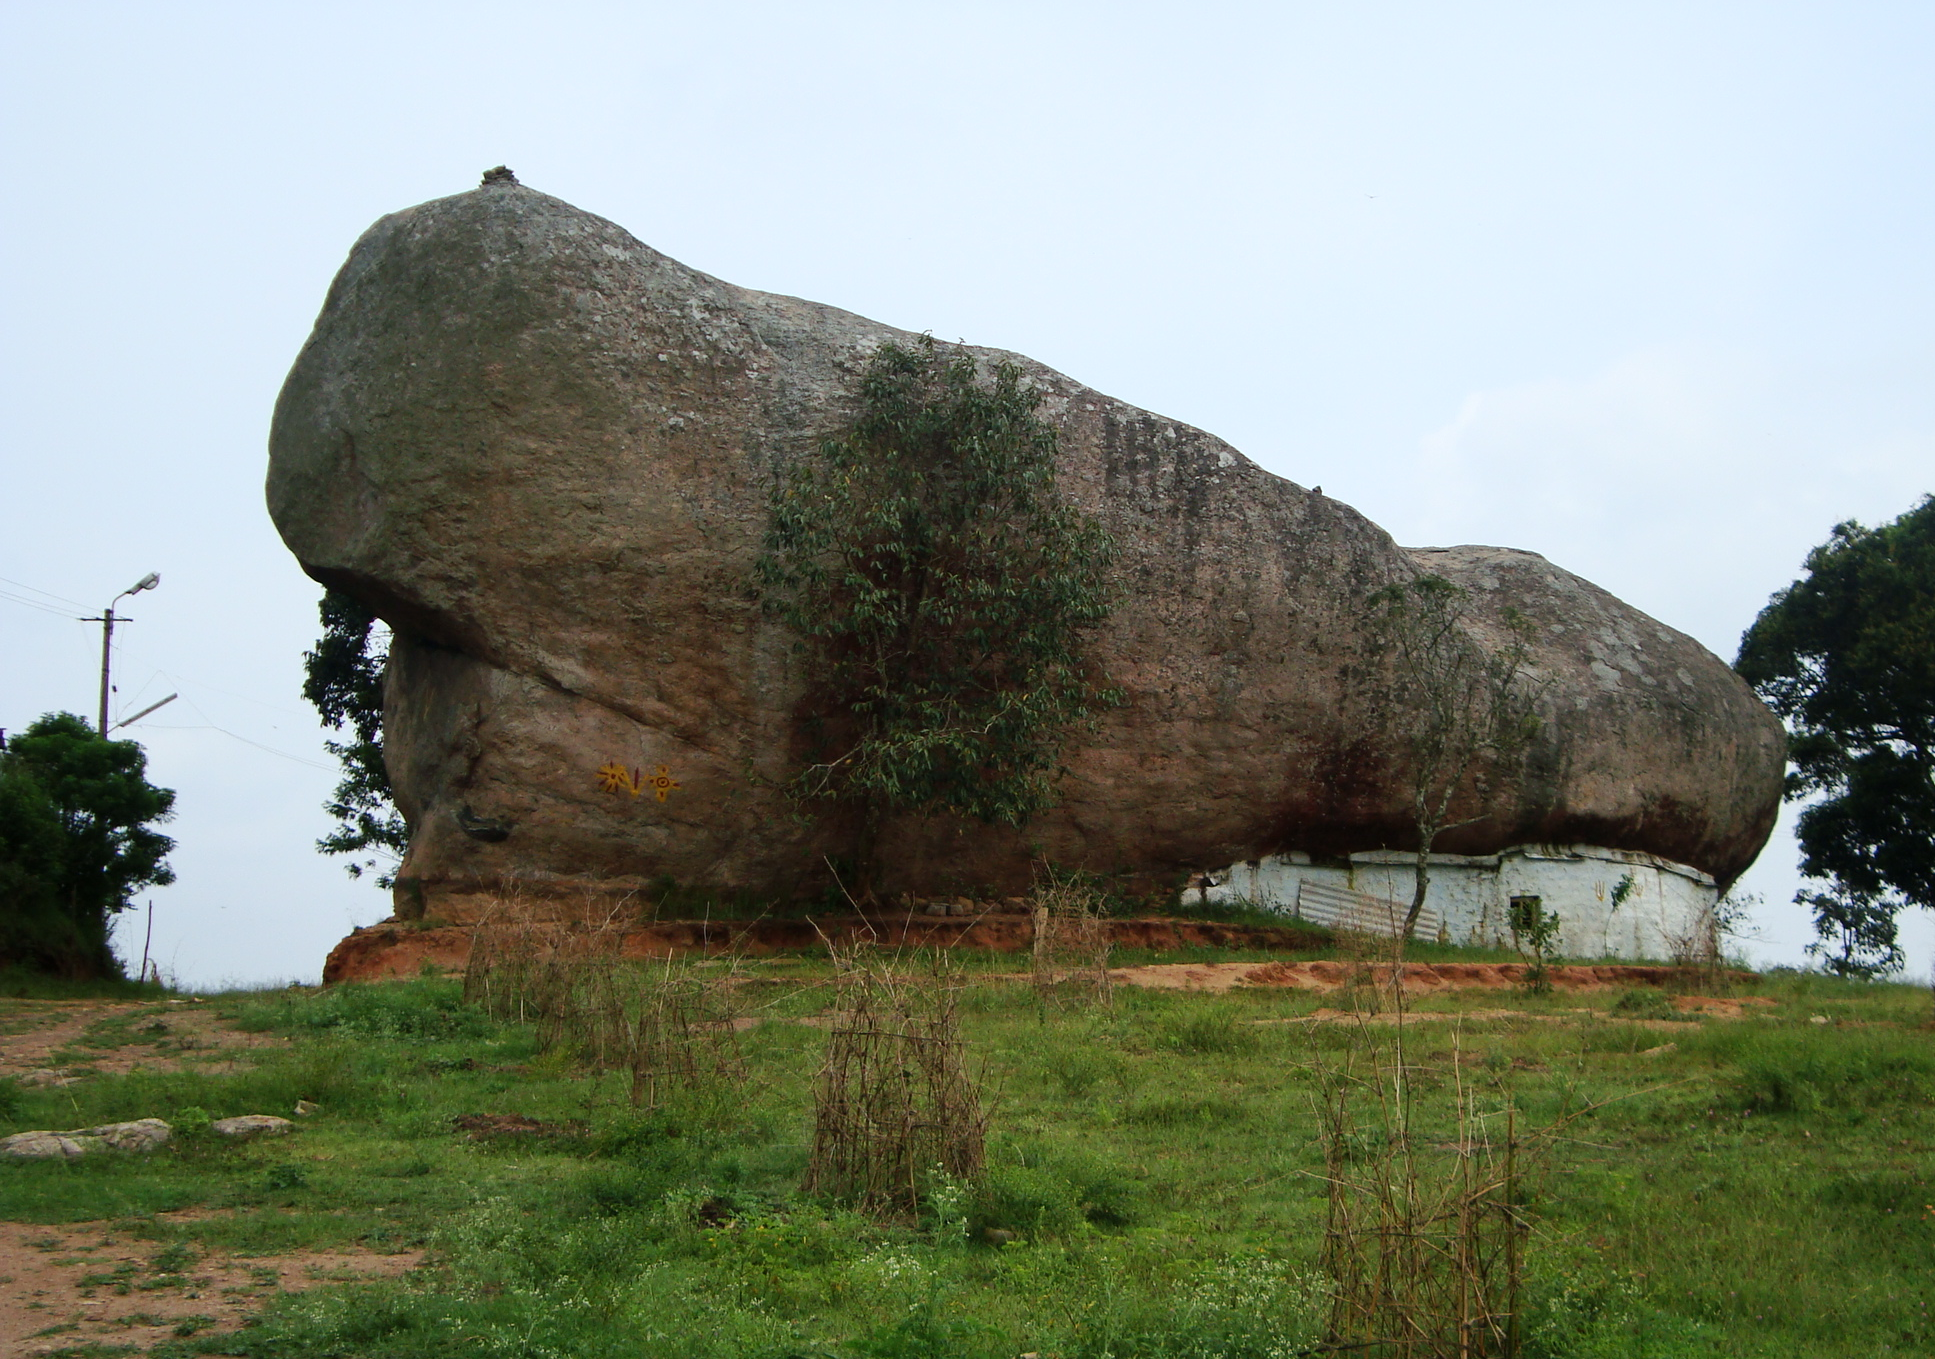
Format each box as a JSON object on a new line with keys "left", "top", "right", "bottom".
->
{"left": 1736, "top": 495, "right": 1935, "bottom": 970}
{"left": 758, "top": 336, "right": 1120, "bottom": 880}
{"left": 0, "top": 713, "right": 175, "bottom": 978}
{"left": 302, "top": 589, "right": 408, "bottom": 885}
{"left": 1799, "top": 887, "right": 1903, "bottom": 981}
{"left": 1367, "top": 576, "right": 1540, "bottom": 939}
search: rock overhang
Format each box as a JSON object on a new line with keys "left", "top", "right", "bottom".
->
{"left": 267, "top": 175, "right": 1787, "bottom": 911}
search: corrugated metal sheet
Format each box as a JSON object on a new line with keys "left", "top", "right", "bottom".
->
{"left": 1296, "top": 880, "right": 1441, "bottom": 940}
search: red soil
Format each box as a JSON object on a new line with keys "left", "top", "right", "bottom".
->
{"left": 322, "top": 914, "right": 1332, "bottom": 983}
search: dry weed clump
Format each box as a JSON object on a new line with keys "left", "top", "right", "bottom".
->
{"left": 1030, "top": 871, "right": 1113, "bottom": 1008}
{"left": 804, "top": 944, "right": 988, "bottom": 1218}
{"left": 462, "top": 887, "right": 746, "bottom": 1108}
{"left": 1663, "top": 890, "right": 1755, "bottom": 992}
{"left": 1315, "top": 1037, "right": 1529, "bottom": 1357}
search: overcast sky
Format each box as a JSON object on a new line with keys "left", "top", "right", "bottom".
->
{"left": 3, "top": 2, "right": 1930, "bottom": 987}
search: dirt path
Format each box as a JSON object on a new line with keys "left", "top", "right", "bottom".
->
{"left": 1, "top": 1003, "right": 405, "bottom": 1354}
{"left": 1107, "top": 959, "right": 1760, "bottom": 995}
{"left": 0, "top": 1217, "right": 422, "bottom": 1356}
{"left": 0, "top": 999, "right": 286, "bottom": 1084}
{"left": 1255, "top": 1001, "right": 1769, "bottom": 1028}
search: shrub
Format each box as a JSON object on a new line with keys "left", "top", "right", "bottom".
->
{"left": 804, "top": 947, "right": 988, "bottom": 1218}
{"left": 1159, "top": 1006, "right": 1259, "bottom": 1055}
{"left": 1707, "top": 1026, "right": 1935, "bottom": 1114}
{"left": 971, "top": 1161, "right": 1085, "bottom": 1237}
{"left": 1610, "top": 988, "right": 1677, "bottom": 1020}
{"left": 1047, "top": 1045, "right": 1126, "bottom": 1099}
{"left": 241, "top": 977, "right": 496, "bottom": 1042}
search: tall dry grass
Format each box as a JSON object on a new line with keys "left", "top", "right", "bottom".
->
{"left": 462, "top": 886, "right": 746, "bottom": 1108}
{"left": 1315, "top": 1034, "right": 1529, "bottom": 1357}
{"left": 1030, "top": 869, "right": 1114, "bottom": 1008}
{"left": 804, "top": 943, "right": 988, "bottom": 1218}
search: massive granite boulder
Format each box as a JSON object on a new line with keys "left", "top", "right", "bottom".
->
{"left": 268, "top": 173, "right": 1785, "bottom": 917}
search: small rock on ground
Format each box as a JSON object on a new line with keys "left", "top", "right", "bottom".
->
{"left": 18, "top": 1068, "right": 82, "bottom": 1088}
{"left": 213, "top": 1114, "right": 294, "bottom": 1137}
{"left": 2, "top": 1118, "right": 172, "bottom": 1160}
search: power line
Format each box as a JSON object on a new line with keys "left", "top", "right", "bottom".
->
{"left": 142, "top": 722, "right": 338, "bottom": 773}
{"left": 0, "top": 588, "right": 81, "bottom": 618}
{"left": 0, "top": 573, "right": 87, "bottom": 610}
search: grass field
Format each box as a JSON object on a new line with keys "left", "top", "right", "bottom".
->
{"left": 0, "top": 952, "right": 1930, "bottom": 1358}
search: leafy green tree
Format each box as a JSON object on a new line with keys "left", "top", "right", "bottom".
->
{"left": 1367, "top": 576, "right": 1540, "bottom": 939}
{"left": 1800, "top": 887, "right": 1903, "bottom": 980}
{"left": 1736, "top": 495, "right": 1934, "bottom": 971}
{"left": 302, "top": 589, "right": 407, "bottom": 885}
{"left": 759, "top": 336, "right": 1120, "bottom": 880}
{"left": 0, "top": 713, "right": 175, "bottom": 978}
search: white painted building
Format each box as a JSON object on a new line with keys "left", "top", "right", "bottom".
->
{"left": 1191, "top": 843, "right": 1718, "bottom": 961}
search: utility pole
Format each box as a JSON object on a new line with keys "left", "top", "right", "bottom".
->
{"left": 87, "top": 573, "right": 160, "bottom": 736}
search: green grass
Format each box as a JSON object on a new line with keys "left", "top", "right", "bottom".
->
{"left": 0, "top": 968, "right": 171, "bottom": 1001}
{"left": 0, "top": 965, "right": 1930, "bottom": 1357}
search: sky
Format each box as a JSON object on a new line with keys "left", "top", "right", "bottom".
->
{"left": 2, "top": 2, "right": 1930, "bottom": 987}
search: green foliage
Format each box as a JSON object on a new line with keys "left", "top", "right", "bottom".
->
{"left": 1736, "top": 494, "right": 1935, "bottom": 954}
{"left": 302, "top": 588, "right": 407, "bottom": 885}
{"left": 1526, "top": 1260, "right": 1722, "bottom": 1358}
{"left": 1800, "top": 886, "right": 1903, "bottom": 979}
{"left": 1366, "top": 575, "right": 1540, "bottom": 936}
{"left": 0, "top": 713, "right": 175, "bottom": 979}
{"left": 1156, "top": 1005, "right": 1260, "bottom": 1055}
{"left": 0, "top": 967, "right": 168, "bottom": 1000}
{"left": 1702, "top": 1023, "right": 1935, "bottom": 1115}
{"left": 235, "top": 978, "right": 497, "bottom": 1043}
{"left": 1610, "top": 987, "right": 1677, "bottom": 1020}
{"left": 1509, "top": 894, "right": 1563, "bottom": 992}
{"left": 15, "top": 965, "right": 1935, "bottom": 1358}
{"left": 759, "top": 335, "right": 1120, "bottom": 853}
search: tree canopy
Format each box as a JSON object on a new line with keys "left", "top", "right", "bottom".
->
{"left": 302, "top": 588, "right": 407, "bottom": 885}
{"left": 758, "top": 336, "right": 1119, "bottom": 865}
{"left": 0, "top": 712, "right": 175, "bottom": 978}
{"left": 1736, "top": 494, "right": 1935, "bottom": 977}
{"left": 1367, "top": 575, "right": 1539, "bottom": 938}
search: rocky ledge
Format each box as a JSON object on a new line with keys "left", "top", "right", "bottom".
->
{"left": 269, "top": 174, "right": 1785, "bottom": 916}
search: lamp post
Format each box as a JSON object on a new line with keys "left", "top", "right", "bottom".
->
{"left": 94, "top": 573, "right": 159, "bottom": 736}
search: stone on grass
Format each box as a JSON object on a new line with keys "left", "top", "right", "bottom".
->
{"left": 213, "top": 1115, "right": 294, "bottom": 1138}
{"left": 18, "top": 1068, "right": 82, "bottom": 1088}
{"left": 2, "top": 1118, "right": 172, "bottom": 1160}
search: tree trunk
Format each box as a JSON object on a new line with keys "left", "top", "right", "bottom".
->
{"left": 1403, "top": 841, "right": 1432, "bottom": 939}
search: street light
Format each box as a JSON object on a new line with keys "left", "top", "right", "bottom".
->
{"left": 93, "top": 573, "right": 160, "bottom": 736}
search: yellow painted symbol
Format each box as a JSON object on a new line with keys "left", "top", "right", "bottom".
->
{"left": 596, "top": 762, "right": 643, "bottom": 797}
{"left": 596, "top": 761, "right": 680, "bottom": 802}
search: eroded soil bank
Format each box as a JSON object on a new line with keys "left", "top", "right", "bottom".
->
{"left": 322, "top": 914, "right": 1332, "bottom": 982}
{"left": 1113, "top": 959, "right": 1758, "bottom": 993}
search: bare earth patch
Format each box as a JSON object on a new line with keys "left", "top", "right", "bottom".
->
{"left": 0, "top": 999, "right": 287, "bottom": 1082}
{"left": 0, "top": 1218, "right": 423, "bottom": 1356}
{"left": 1108, "top": 960, "right": 1762, "bottom": 996}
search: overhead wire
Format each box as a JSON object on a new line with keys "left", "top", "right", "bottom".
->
{"left": 0, "top": 587, "right": 83, "bottom": 618}
{"left": 141, "top": 721, "right": 339, "bottom": 773}
{"left": 145, "top": 690, "right": 337, "bottom": 772}
{"left": 6, "top": 580, "right": 343, "bottom": 773}
{"left": 0, "top": 573, "right": 88, "bottom": 610}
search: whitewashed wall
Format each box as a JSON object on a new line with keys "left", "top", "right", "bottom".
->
{"left": 1193, "top": 844, "right": 1717, "bottom": 961}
